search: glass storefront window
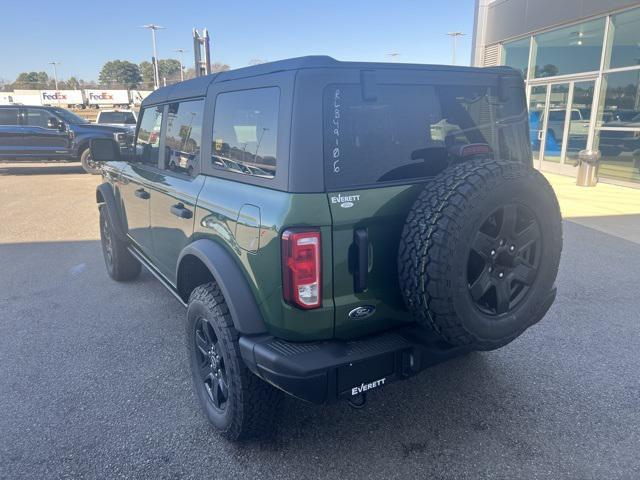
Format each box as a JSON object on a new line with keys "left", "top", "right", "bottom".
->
{"left": 503, "top": 38, "right": 530, "bottom": 78}
{"left": 597, "top": 70, "right": 640, "bottom": 128}
{"left": 609, "top": 8, "right": 640, "bottom": 69}
{"left": 594, "top": 129, "right": 640, "bottom": 182}
{"left": 533, "top": 18, "right": 605, "bottom": 78}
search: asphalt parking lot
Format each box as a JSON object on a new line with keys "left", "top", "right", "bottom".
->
{"left": 1, "top": 161, "right": 639, "bottom": 480}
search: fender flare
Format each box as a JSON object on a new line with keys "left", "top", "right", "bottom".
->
{"left": 96, "top": 183, "right": 126, "bottom": 242}
{"left": 177, "top": 239, "right": 267, "bottom": 335}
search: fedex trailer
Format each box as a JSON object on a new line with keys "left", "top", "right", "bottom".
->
{"left": 40, "top": 90, "right": 85, "bottom": 108}
{"left": 129, "top": 90, "right": 153, "bottom": 106}
{"left": 11, "top": 90, "right": 43, "bottom": 106}
{"left": 86, "top": 90, "right": 130, "bottom": 108}
{"left": 0, "top": 93, "right": 14, "bottom": 105}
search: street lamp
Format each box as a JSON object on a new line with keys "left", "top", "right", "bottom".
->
{"left": 174, "top": 48, "right": 187, "bottom": 82}
{"left": 48, "top": 61, "right": 61, "bottom": 90}
{"left": 447, "top": 32, "right": 466, "bottom": 65}
{"left": 48, "top": 62, "right": 61, "bottom": 106}
{"left": 387, "top": 52, "right": 401, "bottom": 62}
{"left": 142, "top": 24, "right": 165, "bottom": 89}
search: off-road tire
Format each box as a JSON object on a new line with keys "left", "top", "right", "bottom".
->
{"left": 187, "top": 283, "right": 283, "bottom": 441}
{"left": 398, "top": 159, "right": 562, "bottom": 351}
{"left": 80, "top": 147, "right": 101, "bottom": 175}
{"left": 99, "top": 205, "right": 141, "bottom": 281}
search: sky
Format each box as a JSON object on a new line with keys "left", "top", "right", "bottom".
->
{"left": 0, "top": 0, "right": 475, "bottom": 84}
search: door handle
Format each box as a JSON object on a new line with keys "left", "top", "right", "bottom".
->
{"left": 170, "top": 203, "right": 193, "bottom": 219}
{"left": 134, "top": 188, "right": 150, "bottom": 200}
{"left": 353, "top": 228, "right": 369, "bottom": 293}
{"left": 537, "top": 130, "right": 544, "bottom": 141}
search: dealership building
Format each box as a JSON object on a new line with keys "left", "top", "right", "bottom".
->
{"left": 472, "top": 0, "right": 640, "bottom": 186}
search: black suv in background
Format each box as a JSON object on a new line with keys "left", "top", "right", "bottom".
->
{"left": 0, "top": 105, "right": 128, "bottom": 173}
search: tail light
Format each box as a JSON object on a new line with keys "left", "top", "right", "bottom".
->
{"left": 281, "top": 229, "right": 321, "bottom": 309}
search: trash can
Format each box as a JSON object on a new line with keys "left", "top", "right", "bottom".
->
{"left": 576, "top": 149, "right": 601, "bottom": 187}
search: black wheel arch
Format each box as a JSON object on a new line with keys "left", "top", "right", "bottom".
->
{"left": 75, "top": 139, "right": 91, "bottom": 159}
{"left": 177, "top": 239, "right": 268, "bottom": 336}
{"left": 96, "top": 183, "right": 127, "bottom": 242}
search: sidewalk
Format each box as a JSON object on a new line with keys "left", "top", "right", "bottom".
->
{"left": 543, "top": 172, "right": 640, "bottom": 245}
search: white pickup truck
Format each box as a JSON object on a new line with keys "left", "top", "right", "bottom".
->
{"left": 95, "top": 109, "right": 137, "bottom": 131}
{"left": 547, "top": 108, "right": 590, "bottom": 140}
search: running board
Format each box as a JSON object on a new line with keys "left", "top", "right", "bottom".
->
{"left": 126, "top": 246, "right": 187, "bottom": 308}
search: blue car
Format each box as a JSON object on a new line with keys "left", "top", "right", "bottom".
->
{"left": 0, "top": 105, "right": 128, "bottom": 174}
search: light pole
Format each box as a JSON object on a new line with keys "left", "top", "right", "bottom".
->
{"left": 447, "top": 32, "right": 465, "bottom": 65}
{"left": 174, "top": 48, "right": 187, "bottom": 82}
{"left": 142, "top": 24, "right": 165, "bottom": 89}
{"left": 48, "top": 62, "right": 61, "bottom": 106}
{"left": 49, "top": 61, "right": 61, "bottom": 90}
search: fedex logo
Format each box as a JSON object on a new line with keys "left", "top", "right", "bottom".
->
{"left": 42, "top": 92, "right": 67, "bottom": 100}
{"left": 89, "top": 92, "right": 114, "bottom": 100}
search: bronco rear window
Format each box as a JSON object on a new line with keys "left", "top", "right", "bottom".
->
{"left": 323, "top": 83, "right": 528, "bottom": 189}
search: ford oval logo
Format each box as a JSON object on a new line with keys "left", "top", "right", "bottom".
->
{"left": 340, "top": 201, "right": 354, "bottom": 208}
{"left": 349, "top": 305, "right": 376, "bottom": 319}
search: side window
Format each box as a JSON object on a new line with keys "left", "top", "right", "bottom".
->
{"left": 0, "top": 108, "right": 20, "bottom": 126}
{"left": 163, "top": 99, "right": 205, "bottom": 177}
{"left": 25, "top": 108, "right": 56, "bottom": 128}
{"left": 211, "top": 87, "right": 279, "bottom": 178}
{"left": 135, "top": 105, "right": 163, "bottom": 166}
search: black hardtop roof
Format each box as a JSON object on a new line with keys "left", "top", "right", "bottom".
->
{"left": 141, "top": 55, "right": 518, "bottom": 106}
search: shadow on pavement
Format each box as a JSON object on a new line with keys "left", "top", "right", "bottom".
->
{"left": 565, "top": 213, "right": 640, "bottom": 245}
{"left": 2, "top": 227, "right": 640, "bottom": 479}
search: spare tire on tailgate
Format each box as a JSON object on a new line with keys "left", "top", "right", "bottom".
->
{"left": 398, "top": 159, "right": 562, "bottom": 351}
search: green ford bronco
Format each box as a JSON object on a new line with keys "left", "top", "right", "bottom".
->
{"left": 91, "top": 56, "right": 562, "bottom": 440}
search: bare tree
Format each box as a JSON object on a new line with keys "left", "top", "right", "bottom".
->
{"left": 211, "top": 62, "right": 231, "bottom": 73}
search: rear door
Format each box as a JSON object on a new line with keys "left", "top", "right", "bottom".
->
{"left": 324, "top": 73, "right": 527, "bottom": 338}
{"left": 147, "top": 99, "right": 207, "bottom": 282}
{"left": 0, "top": 107, "right": 22, "bottom": 156}
{"left": 22, "top": 107, "right": 71, "bottom": 157}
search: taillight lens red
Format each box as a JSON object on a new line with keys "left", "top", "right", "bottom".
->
{"left": 281, "top": 229, "right": 321, "bottom": 309}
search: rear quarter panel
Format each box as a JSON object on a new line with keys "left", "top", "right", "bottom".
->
{"left": 194, "top": 176, "right": 335, "bottom": 341}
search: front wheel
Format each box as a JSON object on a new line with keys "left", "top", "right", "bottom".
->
{"left": 187, "top": 283, "right": 282, "bottom": 441}
{"left": 99, "top": 205, "right": 141, "bottom": 281}
{"left": 80, "top": 147, "right": 101, "bottom": 174}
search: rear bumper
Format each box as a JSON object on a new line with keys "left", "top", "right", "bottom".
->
{"left": 240, "top": 287, "right": 557, "bottom": 404}
{"left": 239, "top": 326, "right": 473, "bottom": 404}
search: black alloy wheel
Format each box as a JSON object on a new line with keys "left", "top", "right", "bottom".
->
{"left": 194, "top": 316, "right": 229, "bottom": 411}
{"left": 467, "top": 203, "right": 541, "bottom": 316}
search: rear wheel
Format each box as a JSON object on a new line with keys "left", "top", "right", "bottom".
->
{"left": 80, "top": 148, "right": 101, "bottom": 175}
{"left": 187, "top": 283, "right": 282, "bottom": 441}
{"left": 398, "top": 159, "right": 562, "bottom": 350}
